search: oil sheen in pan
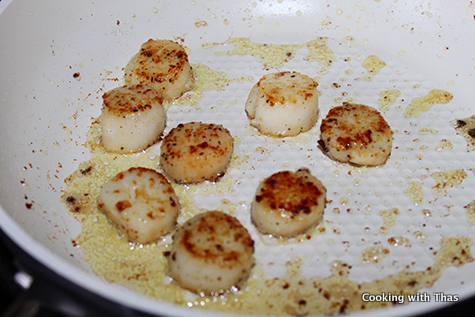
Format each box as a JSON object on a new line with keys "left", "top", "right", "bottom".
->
{"left": 62, "top": 36, "right": 474, "bottom": 316}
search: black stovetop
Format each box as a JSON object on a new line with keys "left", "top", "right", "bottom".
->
{"left": 0, "top": 229, "right": 146, "bottom": 317}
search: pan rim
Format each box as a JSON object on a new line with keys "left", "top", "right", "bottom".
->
{"left": 1, "top": 203, "right": 472, "bottom": 317}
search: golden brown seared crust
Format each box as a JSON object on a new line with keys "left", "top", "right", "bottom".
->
{"left": 104, "top": 168, "right": 176, "bottom": 216}
{"left": 96, "top": 167, "right": 179, "bottom": 244}
{"left": 319, "top": 102, "right": 393, "bottom": 166}
{"left": 100, "top": 84, "right": 166, "bottom": 154}
{"left": 245, "top": 71, "right": 319, "bottom": 137}
{"left": 251, "top": 168, "right": 327, "bottom": 238}
{"left": 256, "top": 170, "right": 323, "bottom": 218}
{"left": 136, "top": 39, "right": 188, "bottom": 84}
{"left": 168, "top": 211, "right": 255, "bottom": 295}
{"left": 102, "top": 85, "right": 163, "bottom": 117}
{"left": 173, "top": 211, "right": 254, "bottom": 266}
{"left": 256, "top": 71, "right": 318, "bottom": 107}
{"left": 126, "top": 39, "right": 194, "bottom": 101}
{"left": 160, "top": 122, "right": 234, "bottom": 184}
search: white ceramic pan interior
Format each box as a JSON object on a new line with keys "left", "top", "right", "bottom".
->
{"left": 1, "top": 0, "right": 475, "bottom": 316}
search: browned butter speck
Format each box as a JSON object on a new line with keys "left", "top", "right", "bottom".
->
{"left": 62, "top": 37, "right": 473, "bottom": 316}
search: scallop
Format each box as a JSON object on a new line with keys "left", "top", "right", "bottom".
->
{"left": 167, "top": 211, "right": 255, "bottom": 295}
{"left": 319, "top": 102, "right": 393, "bottom": 166}
{"left": 97, "top": 167, "right": 179, "bottom": 244}
{"left": 451, "top": 115, "right": 475, "bottom": 151}
{"left": 251, "top": 168, "right": 326, "bottom": 238}
{"left": 245, "top": 71, "right": 319, "bottom": 137}
{"left": 101, "top": 84, "right": 166, "bottom": 154}
{"left": 160, "top": 122, "right": 234, "bottom": 184}
{"left": 124, "top": 39, "right": 194, "bottom": 101}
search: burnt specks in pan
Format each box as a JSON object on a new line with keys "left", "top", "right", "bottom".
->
{"left": 59, "top": 32, "right": 475, "bottom": 316}
{"left": 80, "top": 166, "right": 93, "bottom": 175}
{"left": 456, "top": 120, "right": 467, "bottom": 128}
{"left": 63, "top": 194, "right": 88, "bottom": 213}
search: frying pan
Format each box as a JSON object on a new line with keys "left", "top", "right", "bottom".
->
{"left": 1, "top": 0, "right": 475, "bottom": 316}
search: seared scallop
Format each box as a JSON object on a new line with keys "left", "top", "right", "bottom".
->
{"left": 167, "top": 211, "right": 255, "bottom": 295}
{"left": 160, "top": 122, "right": 234, "bottom": 184}
{"left": 101, "top": 85, "right": 166, "bottom": 154}
{"left": 245, "top": 71, "right": 319, "bottom": 137}
{"left": 451, "top": 115, "right": 475, "bottom": 151}
{"left": 97, "top": 167, "right": 179, "bottom": 244}
{"left": 124, "top": 39, "right": 194, "bottom": 101}
{"left": 319, "top": 102, "right": 393, "bottom": 166}
{"left": 251, "top": 168, "right": 326, "bottom": 238}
